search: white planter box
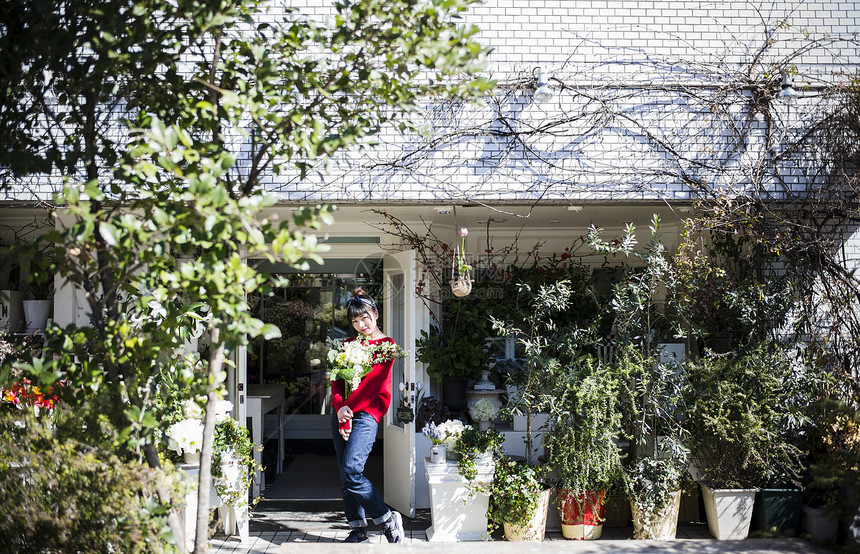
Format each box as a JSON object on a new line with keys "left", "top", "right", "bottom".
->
{"left": 701, "top": 484, "right": 757, "bottom": 540}
{"left": 803, "top": 505, "right": 838, "bottom": 542}
{"left": 424, "top": 458, "right": 494, "bottom": 541}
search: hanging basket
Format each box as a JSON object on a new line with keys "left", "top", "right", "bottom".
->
{"left": 450, "top": 277, "right": 473, "bottom": 297}
{"left": 450, "top": 245, "right": 473, "bottom": 297}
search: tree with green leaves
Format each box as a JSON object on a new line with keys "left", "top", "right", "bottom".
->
{"left": 0, "top": 1, "right": 491, "bottom": 551}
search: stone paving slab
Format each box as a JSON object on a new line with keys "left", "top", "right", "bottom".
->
{"left": 269, "top": 538, "right": 826, "bottom": 553}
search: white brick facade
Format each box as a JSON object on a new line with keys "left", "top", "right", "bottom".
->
{"left": 264, "top": 0, "right": 860, "bottom": 204}
{"left": 3, "top": 0, "right": 858, "bottom": 205}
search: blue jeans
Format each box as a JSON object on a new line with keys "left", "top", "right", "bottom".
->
{"left": 331, "top": 411, "right": 391, "bottom": 528}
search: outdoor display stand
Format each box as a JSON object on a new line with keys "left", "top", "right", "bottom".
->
{"left": 424, "top": 457, "right": 494, "bottom": 542}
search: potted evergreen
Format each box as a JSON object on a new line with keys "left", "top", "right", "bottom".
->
{"left": 544, "top": 355, "right": 623, "bottom": 540}
{"left": 681, "top": 343, "right": 804, "bottom": 540}
{"left": 615, "top": 345, "right": 690, "bottom": 540}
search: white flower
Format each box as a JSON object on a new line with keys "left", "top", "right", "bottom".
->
{"left": 469, "top": 399, "right": 499, "bottom": 422}
{"left": 212, "top": 399, "right": 233, "bottom": 423}
{"left": 183, "top": 398, "right": 204, "bottom": 420}
{"left": 436, "top": 419, "right": 468, "bottom": 451}
{"left": 166, "top": 418, "right": 204, "bottom": 455}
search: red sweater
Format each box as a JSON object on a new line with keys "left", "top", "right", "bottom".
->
{"left": 332, "top": 337, "right": 395, "bottom": 431}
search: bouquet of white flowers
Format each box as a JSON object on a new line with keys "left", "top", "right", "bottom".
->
{"left": 469, "top": 398, "right": 499, "bottom": 422}
{"left": 326, "top": 337, "right": 404, "bottom": 397}
{"left": 436, "top": 419, "right": 469, "bottom": 451}
{"left": 166, "top": 418, "right": 204, "bottom": 455}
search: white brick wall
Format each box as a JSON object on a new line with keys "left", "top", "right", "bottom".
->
{"left": 4, "top": 0, "right": 859, "bottom": 205}
{"left": 265, "top": 0, "right": 860, "bottom": 203}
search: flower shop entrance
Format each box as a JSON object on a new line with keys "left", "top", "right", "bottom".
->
{"left": 246, "top": 257, "right": 385, "bottom": 500}
{"left": 244, "top": 250, "right": 420, "bottom": 515}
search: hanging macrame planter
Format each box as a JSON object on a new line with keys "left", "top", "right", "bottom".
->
{"left": 450, "top": 227, "right": 473, "bottom": 297}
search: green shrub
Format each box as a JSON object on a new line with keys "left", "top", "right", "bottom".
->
{"left": 0, "top": 411, "right": 178, "bottom": 554}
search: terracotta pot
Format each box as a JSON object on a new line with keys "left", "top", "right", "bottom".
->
{"left": 558, "top": 488, "right": 606, "bottom": 540}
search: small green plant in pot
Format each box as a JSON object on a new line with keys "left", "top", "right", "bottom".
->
{"left": 625, "top": 456, "right": 689, "bottom": 540}
{"left": 416, "top": 299, "right": 492, "bottom": 413}
{"left": 453, "top": 425, "right": 504, "bottom": 488}
{"left": 487, "top": 457, "right": 551, "bottom": 541}
{"left": 212, "top": 416, "right": 262, "bottom": 508}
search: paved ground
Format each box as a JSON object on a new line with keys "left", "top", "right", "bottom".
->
{"left": 207, "top": 500, "right": 830, "bottom": 554}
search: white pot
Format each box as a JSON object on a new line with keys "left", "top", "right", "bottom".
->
{"left": 424, "top": 458, "right": 495, "bottom": 541}
{"left": 630, "top": 490, "right": 682, "bottom": 540}
{"left": 429, "top": 444, "right": 446, "bottom": 464}
{"left": 802, "top": 505, "right": 838, "bottom": 542}
{"left": 503, "top": 488, "right": 551, "bottom": 541}
{"left": 183, "top": 451, "right": 201, "bottom": 465}
{"left": 23, "top": 299, "right": 51, "bottom": 333}
{"left": 700, "top": 484, "right": 757, "bottom": 540}
{"left": 215, "top": 448, "right": 244, "bottom": 494}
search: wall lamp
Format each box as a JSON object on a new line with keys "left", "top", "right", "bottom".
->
{"left": 780, "top": 69, "right": 796, "bottom": 99}
{"left": 533, "top": 67, "right": 554, "bottom": 103}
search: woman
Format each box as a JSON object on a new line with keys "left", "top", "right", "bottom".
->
{"left": 331, "top": 288, "right": 404, "bottom": 543}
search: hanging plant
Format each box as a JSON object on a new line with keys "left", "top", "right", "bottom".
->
{"left": 450, "top": 227, "right": 473, "bottom": 297}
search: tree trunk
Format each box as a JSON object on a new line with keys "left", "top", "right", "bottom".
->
{"left": 194, "top": 327, "right": 226, "bottom": 554}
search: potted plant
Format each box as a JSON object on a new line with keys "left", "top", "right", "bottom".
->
{"left": 487, "top": 457, "right": 551, "bottom": 541}
{"left": 452, "top": 425, "right": 504, "bottom": 486}
{"left": 614, "top": 345, "right": 690, "bottom": 540}
{"left": 681, "top": 343, "right": 805, "bottom": 540}
{"left": 544, "top": 355, "right": 623, "bottom": 540}
{"left": 625, "top": 456, "right": 688, "bottom": 540}
{"left": 212, "top": 415, "right": 261, "bottom": 541}
{"left": 424, "top": 422, "right": 500, "bottom": 542}
{"left": 416, "top": 302, "right": 492, "bottom": 414}
{"left": 17, "top": 239, "right": 55, "bottom": 333}
{"left": 422, "top": 420, "right": 448, "bottom": 463}
{"left": 450, "top": 227, "right": 473, "bottom": 297}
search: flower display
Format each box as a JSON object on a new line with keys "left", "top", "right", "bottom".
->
{"left": 313, "top": 303, "right": 348, "bottom": 324}
{"left": 1, "top": 377, "right": 61, "bottom": 413}
{"left": 422, "top": 421, "right": 444, "bottom": 445}
{"left": 166, "top": 418, "right": 204, "bottom": 455}
{"left": 436, "top": 419, "right": 469, "bottom": 451}
{"left": 469, "top": 398, "right": 499, "bottom": 422}
{"left": 454, "top": 227, "right": 471, "bottom": 278}
{"left": 326, "top": 338, "right": 405, "bottom": 397}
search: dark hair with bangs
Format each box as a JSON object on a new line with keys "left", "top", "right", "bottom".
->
{"left": 346, "top": 287, "right": 378, "bottom": 321}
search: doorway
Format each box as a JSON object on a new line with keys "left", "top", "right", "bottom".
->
{"left": 246, "top": 265, "right": 385, "bottom": 500}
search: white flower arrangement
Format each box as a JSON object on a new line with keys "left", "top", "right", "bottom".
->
{"left": 167, "top": 398, "right": 233, "bottom": 455}
{"left": 166, "top": 418, "right": 204, "bottom": 455}
{"left": 436, "top": 419, "right": 469, "bottom": 451}
{"left": 469, "top": 398, "right": 499, "bottom": 422}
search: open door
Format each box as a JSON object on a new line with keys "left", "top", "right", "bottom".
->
{"left": 382, "top": 250, "right": 417, "bottom": 517}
